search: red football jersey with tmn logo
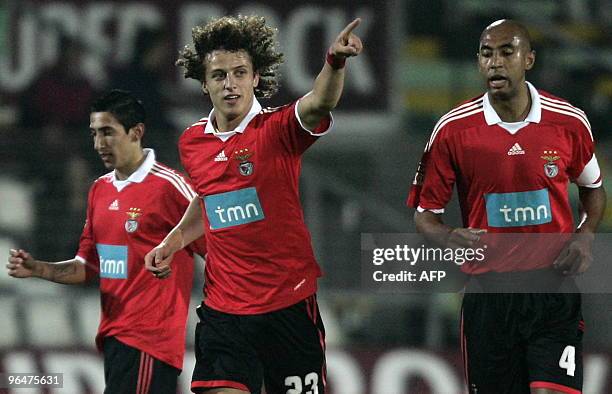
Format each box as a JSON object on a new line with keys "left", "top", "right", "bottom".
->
{"left": 408, "top": 83, "right": 601, "bottom": 273}
{"left": 76, "top": 150, "right": 204, "bottom": 369}
{"left": 179, "top": 99, "right": 332, "bottom": 314}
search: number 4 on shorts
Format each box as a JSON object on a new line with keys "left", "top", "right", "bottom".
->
{"left": 559, "top": 345, "right": 576, "bottom": 376}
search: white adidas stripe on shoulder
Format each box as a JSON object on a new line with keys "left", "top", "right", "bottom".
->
{"left": 431, "top": 97, "right": 484, "bottom": 135}
{"left": 153, "top": 163, "right": 197, "bottom": 198}
{"left": 541, "top": 104, "right": 593, "bottom": 141}
{"left": 426, "top": 105, "right": 484, "bottom": 152}
{"left": 540, "top": 96, "right": 591, "bottom": 129}
{"left": 440, "top": 96, "right": 484, "bottom": 118}
{"left": 97, "top": 172, "right": 114, "bottom": 182}
{"left": 427, "top": 97, "right": 484, "bottom": 149}
{"left": 189, "top": 117, "right": 209, "bottom": 127}
{"left": 151, "top": 163, "right": 197, "bottom": 202}
{"left": 151, "top": 165, "right": 197, "bottom": 202}
{"left": 540, "top": 95, "right": 587, "bottom": 115}
{"left": 261, "top": 105, "right": 287, "bottom": 114}
{"left": 182, "top": 118, "right": 208, "bottom": 135}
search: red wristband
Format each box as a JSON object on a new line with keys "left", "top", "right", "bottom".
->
{"left": 326, "top": 49, "right": 346, "bottom": 69}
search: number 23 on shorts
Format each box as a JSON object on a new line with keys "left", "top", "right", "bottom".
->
{"left": 285, "top": 373, "right": 319, "bottom": 394}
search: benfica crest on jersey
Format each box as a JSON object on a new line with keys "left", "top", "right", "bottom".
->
{"left": 541, "top": 150, "right": 560, "bottom": 178}
{"left": 234, "top": 148, "right": 254, "bottom": 176}
{"left": 125, "top": 207, "right": 142, "bottom": 233}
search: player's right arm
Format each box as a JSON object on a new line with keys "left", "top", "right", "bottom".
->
{"left": 145, "top": 196, "right": 204, "bottom": 278}
{"left": 7, "top": 249, "right": 86, "bottom": 284}
{"left": 409, "top": 122, "right": 485, "bottom": 248}
{"left": 414, "top": 212, "right": 485, "bottom": 248}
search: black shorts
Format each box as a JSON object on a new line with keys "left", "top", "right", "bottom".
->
{"left": 103, "top": 336, "right": 180, "bottom": 394}
{"left": 191, "top": 294, "right": 326, "bottom": 394}
{"left": 461, "top": 291, "right": 584, "bottom": 394}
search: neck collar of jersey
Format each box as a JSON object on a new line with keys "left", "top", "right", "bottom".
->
{"left": 483, "top": 81, "right": 542, "bottom": 126}
{"left": 112, "top": 148, "right": 155, "bottom": 191}
{"left": 204, "top": 97, "right": 262, "bottom": 139}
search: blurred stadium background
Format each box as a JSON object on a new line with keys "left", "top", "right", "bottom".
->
{"left": 0, "top": 0, "right": 611, "bottom": 393}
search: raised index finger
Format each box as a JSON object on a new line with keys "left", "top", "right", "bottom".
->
{"left": 340, "top": 18, "right": 361, "bottom": 40}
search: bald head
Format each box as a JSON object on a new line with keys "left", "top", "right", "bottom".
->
{"left": 477, "top": 19, "right": 535, "bottom": 101}
{"left": 481, "top": 19, "right": 532, "bottom": 51}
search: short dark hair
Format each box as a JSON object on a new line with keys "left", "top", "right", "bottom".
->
{"left": 176, "top": 15, "right": 284, "bottom": 98}
{"left": 90, "top": 90, "right": 146, "bottom": 132}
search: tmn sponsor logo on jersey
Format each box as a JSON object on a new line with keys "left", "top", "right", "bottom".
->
{"left": 96, "top": 244, "right": 128, "bottom": 279}
{"left": 204, "top": 187, "right": 265, "bottom": 230}
{"left": 485, "top": 189, "right": 552, "bottom": 227}
{"left": 507, "top": 143, "right": 525, "bottom": 155}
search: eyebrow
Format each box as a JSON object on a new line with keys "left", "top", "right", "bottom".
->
{"left": 89, "top": 126, "right": 114, "bottom": 132}
{"left": 209, "top": 64, "right": 249, "bottom": 73}
{"left": 480, "top": 43, "right": 515, "bottom": 50}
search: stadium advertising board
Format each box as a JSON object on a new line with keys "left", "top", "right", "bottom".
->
{"left": 1, "top": 0, "right": 396, "bottom": 121}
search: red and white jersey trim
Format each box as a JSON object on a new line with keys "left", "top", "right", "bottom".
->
{"left": 416, "top": 206, "right": 445, "bottom": 214}
{"left": 202, "top": 99, "right": 262, "bottom": 141}
{"left": 184, "top": 118, "right": 209, "bottom": 133}
{"left": 74, "top": 255, "right": 88, "bottom": 265}
{"left": 150, "top": 163, "right": 198, "bottom": 201}
{"left": 540, "top": 96, "right": 593, "bottom": 141}
{"left": 426, "top": 97, "right": 484, "bottom": 151}
{"left": 295, "top": 93, "right": 334, "bottom": 136}
{"left": 576, "top": 154, "right": 602, "bottom": 188}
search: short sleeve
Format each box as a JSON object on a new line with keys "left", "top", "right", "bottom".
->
{"left": 272, "top": 99, "right": 333, "bottom": 155}
{"left": 75, "top": 185, "right": 99, "bottom": 281}
{"left": 567, "top": 117, "right": 602, "bottom": 188}
{"left": 407, "top": 126, "right": 456, "bottom": 212}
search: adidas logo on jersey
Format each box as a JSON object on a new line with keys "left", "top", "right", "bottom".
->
{"left": 507, "top": 143, "right": 525, "bottom": 155}
{"left": 214, "top": 150, "right": 228, "bottom": 162}
{"left": 108, "top": 199, "right": 119, "bottom": 210}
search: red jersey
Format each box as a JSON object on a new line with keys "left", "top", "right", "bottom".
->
{"left": 179, "top": 98, "right": 332, "bottom": 314}
{"left": 408, "top": 82, "right": 602, "bottom": 273}
{"left": 76, "top": 149, "right": 204, "bottom": 369}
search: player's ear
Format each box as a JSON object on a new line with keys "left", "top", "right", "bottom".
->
{"left": 130, "top": 123, "right": 145, "bottom": 142}
{"left": 525, "top": 49, "right": 535, "bottom": 70}
{"left": 253, "top": 72, "right": 260, "bottom": 88}
{"left": 202, "top": 83, "right": 209, "bottom": 95}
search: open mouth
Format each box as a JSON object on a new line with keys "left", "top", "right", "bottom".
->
{"left": 99, "top": 153, "right": 113, "bottom": 162}
{"left": 224, "top": 94, "right": 240, "bottom": 103}
{"left": 488, "top": 75, "right": 508, "bottom": 88}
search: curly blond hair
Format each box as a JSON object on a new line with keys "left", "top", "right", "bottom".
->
{"left": 176, "top": 15, "right": 284, "bottom": 98}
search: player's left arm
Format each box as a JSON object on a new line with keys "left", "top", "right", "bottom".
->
{"left": 554, "top": 185, "right": 606, "bottom": 275}
{"left": 554, "top": 124, "right": 607, "bottom": 275}
{"left": 297, "top": 18, "right": 363, "bottom": 130}
{"left": 577, "top": 185, "right": 607, "bottom": 234}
